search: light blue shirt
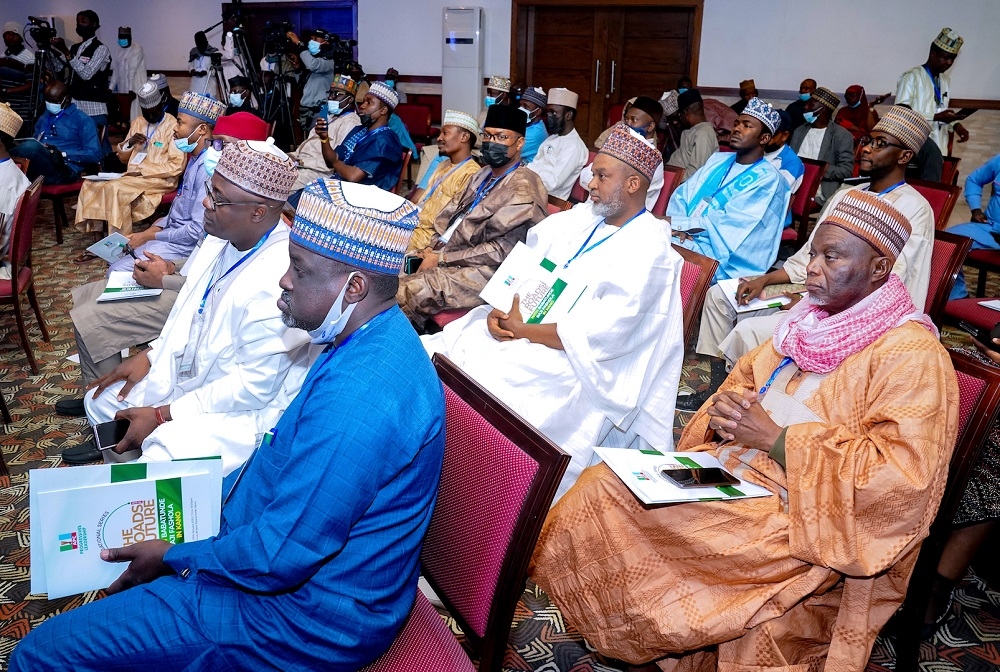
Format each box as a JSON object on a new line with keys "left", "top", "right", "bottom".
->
{"left": 965, "top": 154, "right": 1000, "bottom": 229}
{"left": 522, "top": 119, "right": 548, "bottom": 164}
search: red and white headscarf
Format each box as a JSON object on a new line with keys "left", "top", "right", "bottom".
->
{"left": 773, "top": 273, "right": 937, "bottom": 374}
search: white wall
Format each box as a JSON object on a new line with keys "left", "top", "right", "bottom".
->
{"left": 10, "top": 0, "right": 1000, "bottom": 98}
{"left": 697, "top": 0, "right": 1000, "bottom": 100}
{"left": 10, "top": 0, "right": 513, "bottom": 77}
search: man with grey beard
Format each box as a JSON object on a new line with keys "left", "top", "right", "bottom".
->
{"left": 422, "top": 124, "right": 686, "bottom": 500}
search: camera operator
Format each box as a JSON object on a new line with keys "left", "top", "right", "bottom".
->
{"left": 1, "top": 28, "right": 36, "bottom": 128}
{"left": 188, "top": 31, "right": 219, "bottom": 97}
{"left": 286, "top": 28, "right": 335, "bottom": 135}
{"left": 49, "top": 10, "right": 112, "bottom": 154}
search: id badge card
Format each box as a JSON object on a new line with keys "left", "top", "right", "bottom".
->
{"left": 130, "top": 152, "right": 147, "bottom": 165}
{"left": 177, "top": 312, "right": 205, "bottom": 379}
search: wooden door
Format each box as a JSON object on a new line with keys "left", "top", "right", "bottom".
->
{"left": 513, "top": 1, "right": 703, "bottom": 146}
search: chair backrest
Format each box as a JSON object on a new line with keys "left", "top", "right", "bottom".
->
{"left": 395, "top": 103, "right": 433, "bottom": 138}
{"left": 606, "top": 103, "right": 626, "bottom": 129}
{"left": 790, "top": 158, "right": 827, "bottom": 240}
{"left": 421, "top": 355, "right": 569, "bottom": 671}
{"left": 11, "top": 157, "right": 29, "bottom": 176}
{"left": 8, "top": 177, "right": 43, "bottom": 278}
{"left": 907, "top": 178, "right": 961, "bottom": 230}
{"left": 941, "top": 155, "right": 961, "bottom": 186}
{"left": 925, "top": 230, "right": 972, "bottom": 328}
{"left": 895, "top": 349, "right": 1000, "bottom": 670}
{"left": 546, "top": 195, "right": 572, "bottom": 214}
{"left": 652, "top": 164, "right": 684, "bottom": 217}
{"left": 671, "top": 244, "right": 719, "bottom": 348}
{"left": 393, "top": 149, "right": 412, "bottom": 195}
{"left": 569, "top": 150, "right": 599, "bottom": 203}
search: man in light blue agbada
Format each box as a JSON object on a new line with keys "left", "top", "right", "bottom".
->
{"left": 948, "top": 153, "right": 1000, "bottom": 299}
{"left": 666, "top": 97, "right": 790, "bottom": 284}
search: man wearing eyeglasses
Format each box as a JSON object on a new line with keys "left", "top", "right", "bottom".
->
{"left": 702, "top": 105, "right": 935, "bottom": 369}
{"left": 57, "top": 115, "right": 272, "bottom": 464}
{"left": 58, "top": 140, "right": 313, "bottom": 472}
{"left": 397, "top": 103, "right": 548, "bottom": 331}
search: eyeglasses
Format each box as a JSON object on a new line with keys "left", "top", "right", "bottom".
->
{"left": 480, "top": 131, "right": 515, "bottom": 143}
{"left": 209, "top": 138, "right": 232, "bottom": 151}
{"left": 203, "top": 179, "right": 282, "bottom": 210}
{"left": 859, "top": 136, "right": 908, "bottom": 151}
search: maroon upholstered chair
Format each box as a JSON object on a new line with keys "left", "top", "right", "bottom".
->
{"left": 361, "top": 354, "right": 569, "bottom": 672}
{"left": 39, "top": 180, "right": 82, "bottom": 245}
{"left": 941, "top": 155, "right": 961, "bottom": 187}
{"left": 894, "top": 349, "right": 1000, "bottom": 671}
{"left": 569, "top": 150, "right": 598, "bottom": 204}
{"left": 958, "top": 248, "right": 1000, "bottom": 298}
{"left": 944, "top": 297, "right": 1000, "bottom": 331}
{"left": 785, "top": 158, "right": 827, "bottom": 246}
{"left": 1, "top": 177, "right": 49, "bottom": 374}
{"left": 652, "top": 164, "right": 684, "bottom": 217}
{"left": 546, "top": 195, "right": 572, "bottom": 214}
{"left": 925, "top": 230, "right": 972, "bottom": 329}
{"left": 908, "top": 178, "right": 961, "bottom": 231}
{"left": 392, "top": 150, "right": 412, "bottom": 195}
{"left": 671, "top": 244, "right": 718, "bottom": 349}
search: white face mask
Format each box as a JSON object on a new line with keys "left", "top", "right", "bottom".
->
{"left": 307, "top": 272, "right": 358, "bottom": 344}
{"left": 45, "top": 100, "right": 64, "bottom": 115}
{"left": 203, "top": 146, "right": 222, "bottom": 176}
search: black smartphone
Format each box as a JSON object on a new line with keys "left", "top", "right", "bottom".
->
{"left": 955, "top": 108, "right": 977, "bottom": 120}
{"left": 661, "top": 467, "right": 740, "bottom": 488}
{"left": 403, "top": 255, "right": 421, "bottom": 275}
{"left": 957, "top": 321, "right": 1000, "bottom": 351}
{"left": 93, "top": 419, "right": 131, "bottom": 452}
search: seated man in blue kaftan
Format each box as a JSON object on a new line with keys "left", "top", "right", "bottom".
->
{"left": 667, "top": 97, "right": 790, "bottom": 284}
{"left": 10, "top": 180, "right": 446, "bottom": 672}
{"left": 328, "top": 80, "right": 404, "bottom": 193}
{"left": 947, "top": 153, "right": 1000, "bottom": 299}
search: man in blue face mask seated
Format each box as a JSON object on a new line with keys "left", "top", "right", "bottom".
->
{"left": 224, "top": 76, "right": 261, "bottom": 118}
{"left": 789, "top": 86, "right": 854, "bottom": 207}
{"left": 285, "top": 27, "right": 337, "bottom": 136}
{"left": 98, "top": 91, "right": 227, "bottom": 270}
{"left": 398, "top": 103, "right": 548, "bottom": 331}
{"left": 289, "top": 74, "right": 362, "bottom": 193}
{"left": 666, "top": 88, "right": 720, "bottom": 182}
{"left": 784, "top": 78, "right": 816, "bottom": 131}
{"left": 55, "top": 139, "right": 314, "bottom": 472}
{"left": 9, "top": 80, "right": 102, "bottom": 185}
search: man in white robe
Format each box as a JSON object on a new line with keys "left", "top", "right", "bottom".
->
{"left": 528, "top": 87, "right": 589, "bottom": 200}
{"left": 423, "top": 126, "right": 685, "bottom": 499}
{"left": 77, "top": 140, "right": 312, "bottom": 475}
{"left": 110, "top": 27, "right": 147, "bottom": 119}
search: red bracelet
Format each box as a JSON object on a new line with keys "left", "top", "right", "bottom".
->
{"left": 154, "top": 406, "right": 167, "bottom": 425}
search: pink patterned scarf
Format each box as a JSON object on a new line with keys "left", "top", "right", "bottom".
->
{"left": 773, "top": 274, "right": 938, "bottom": 373}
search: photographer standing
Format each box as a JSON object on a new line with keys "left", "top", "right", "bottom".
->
{"left": 287, "top": 28, "right": 335, "bottom": 136}
{"left": 187, "top": 31, "right": 219, "bottom": 97}
{"left": 49, "top": 10, "right": 112, "bottom": 154}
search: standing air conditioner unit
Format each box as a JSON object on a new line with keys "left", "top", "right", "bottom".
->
{"left": 441, "top": 7, "right": 484, "bottom": 122}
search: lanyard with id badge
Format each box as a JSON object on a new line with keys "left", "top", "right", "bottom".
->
{"left": 177, "top": 228, "right": 275, "bottom": 379}
{"left": 436, "top": 161, "right": 521, "bottom": 248}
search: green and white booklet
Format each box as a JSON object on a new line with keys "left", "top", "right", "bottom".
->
{"left": 97, "top": 271, "right": 163, "bottom": 302}
{"left": 30, "top": 459, "right": 223, "bottom": 599}
{"left": 479, "top": 241, "right": 587, "bottom": 324}
{"left": 595, "top": 447, "right": 772, "bottom": 505}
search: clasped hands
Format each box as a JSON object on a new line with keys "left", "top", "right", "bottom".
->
{"left": 487, "top": 294, "right": 526, "bottom": 341}
{"left": 705, "top": 388, "right": 782, "bottom": 451}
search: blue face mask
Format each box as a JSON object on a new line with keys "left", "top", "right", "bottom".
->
{"left": 803, "top": 110, "right": 819, "bottom": 124}
{"left": 484, "top": 95, "right": 497, "bottom": 107}
{"left": 678, "top": 88, "right": 688, "bottom": 94}
{"left": 799, "top": 92, "right": 811, "bottom": 102}
{"left": 327, "top": 99, "right": 342, "bottom": 116}
{"left": 848, "top": 100, "right": 861, "bottom": 108}
{"left": 118, "top": 39, "right": 130, "bottom": 48}
{"left": 45, "top": 100, "right": 64, "bottom": 115}
{"left": 203, "top": 146, "right": 222, "bottom": 176}
{"left": 385, "top": 79, "right": 395, "bottom": 89}
{"left": 173, "top": 126, "right": 202, "bottom": 153}
{"left": 307, "top": 40, "right": 321, "bottom": 56}
{"left": 229, "top": 92, "right": 245, "bottom": 107}
{"left": 628, "top": 124, "right": 648, "bottom": 136}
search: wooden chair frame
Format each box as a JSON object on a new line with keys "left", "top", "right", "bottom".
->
{"left": 907, "top": 178, "right": 961, "bottom": 231}
{"left": 671, "top": 244, "right": 718, "bottom": 349}
{"left": 421, "top": 354, "right": 570, "bottom": 671}
{"left": 3, "top": 177, "right": 49, "bottom": 374}
{"left": 925, "top": 230, "right": 972, "bottom": 329}
{"left": 788, "top": 158, "right": 827, "bottom": 245}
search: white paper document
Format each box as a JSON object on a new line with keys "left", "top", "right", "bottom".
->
{"left": 97, "top": 271, "right": 163, "bottom": 302}
{"left": 81, "top": 172, "right": 124, "bottom": 181}
{"left": 595, "top": 447, "right": 772, "bottom": 506}
{"left": 979, "top": 299, "right": 1000, "bottom": 313}
{"left": 85, "top": 232, "right": 131, "bottom": 263}
{"left": 717, "top": 278, "right": 794, "bottom": 314}
{"left": 30, "top": 459, "right": 223, "bottom": 598}
{"left": 479, "top": 241, "right": 586, "bottom": 324}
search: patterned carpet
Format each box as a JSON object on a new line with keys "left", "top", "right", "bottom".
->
{"left": 0, "top": 196, "right": 998, "bottom": 670}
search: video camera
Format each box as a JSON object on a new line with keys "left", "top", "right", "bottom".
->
{"left": 326, "top": 35, "right": 358, "bottom": 71}
{"left": 26, "top": 16, "right": 57, "bottom": 47}
{"left": 262, "top": 20, "right": 295, "bottom": 56}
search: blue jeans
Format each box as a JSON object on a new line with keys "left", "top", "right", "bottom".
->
{"left": 947, "top": 221, "right": 999, "bottom": 300}
{"left": 9, "top": 139, "right": 80, "bottom": 185}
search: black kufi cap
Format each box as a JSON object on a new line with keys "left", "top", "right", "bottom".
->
{"left": 484, "top": 104, "right": 526, "bottom": 136}
{"left": 677, "top": 88, "right": 703, "bottom": 111}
